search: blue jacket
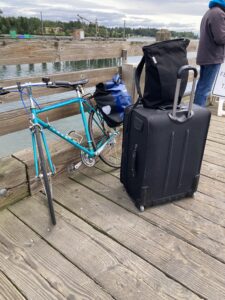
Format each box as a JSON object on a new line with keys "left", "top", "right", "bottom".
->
{"left": 209, "top": 0, "right": 225, "bottom": 9}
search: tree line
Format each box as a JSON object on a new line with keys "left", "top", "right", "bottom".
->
{"left": 0, "top": 16, "right": 198, "bottom": 39}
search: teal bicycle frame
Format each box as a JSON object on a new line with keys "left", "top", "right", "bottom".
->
{"left": 1, "top": 80, "right": 120, "bottom": 225}
{"left": 30, "top": 91, "right": 116, "bottom": 178}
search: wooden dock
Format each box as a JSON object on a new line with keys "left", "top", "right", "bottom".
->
{"left": 0, "top": 113, "right": 225, "bottom": 300}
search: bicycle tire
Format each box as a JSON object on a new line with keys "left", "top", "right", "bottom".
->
{"left": 88, "top": 109, "right": 122, "bottom": 168}
{"left": 34, "top": 126, "right": 56, "bottom": 225}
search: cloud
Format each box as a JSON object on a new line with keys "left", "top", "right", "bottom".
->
{"left": 0, "top": 0, "right": 209, "bottom": 31}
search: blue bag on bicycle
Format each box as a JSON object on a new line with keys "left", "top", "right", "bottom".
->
{"left": 94, "top": 74, "right": 132, "bottom": 128}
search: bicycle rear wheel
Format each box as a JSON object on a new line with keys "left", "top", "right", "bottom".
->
{"left": 34, "top": 126, "right": 56, "bottom": 225}
{"left": 88, "top": 109, "right": 122, "bottom": 168}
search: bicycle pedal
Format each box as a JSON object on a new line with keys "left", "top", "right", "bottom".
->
{"left": 74, "top": 161, "right": 83, "bottom": 169}
{"left": 67, "top": 161, "right": 83, "bottom": 174}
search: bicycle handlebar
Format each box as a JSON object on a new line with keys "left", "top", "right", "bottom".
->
{"left": 51, "top": 79, "right": 89, "bottom": 88}
{"left": 0, "top": 78, "right": 89, "bottom": 95}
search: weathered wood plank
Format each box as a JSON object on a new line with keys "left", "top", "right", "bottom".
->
{"left": 198, "top": 175, "right": 225, "bottom": 200}
{"left": 207, "top": 132, "right": 225, "bottom": 145}
{"left": 70, "top": 166, "right": 225, "bottom": 265}
{"left": 12, "top": 138, "right": 82, "bottom": 194}
{"left": 208, "top": 124, "right": 225, "bottom": 136}
{"left": 0, "top": 67, "right": 119, "bottom": 136}
{"left": 0, "top": 67, "right": 118, "bottom": 104}
{"left": 0, "top": 271, "right": 25, "bottom": 300}
{"left": 211, "top": 115, "right": 225, "bottom": 124}
{"left": 201, "top": 160, "right": 225, "bottom": 183}
{"left": 0, "top": 100, "right": 80, "bottom": 136}
{"left": 206, "top": 140, "right": 225, "bottom": 153}
{"left": 0, "top": 156, "right": 29, "bottom": 209}
{"left": 0, "top": 40, "right": 127, "bottom": 65}
{"left": 9, "top": 193, "right": 199, "bottom": 300}
{"left": 203, "top": 149, "right": 225, "bottom": 168}
{"left": 0, "top": 209, "right": 112, "bottom": 300}
{"left": 48, "top": 175, "right": 225, "bottom": 299}
{"left": 175, "top": 191, "right": 225, "bottom": 228}
{"left": 95, "top": 161, "right": 225, "bottom": 227}
{"left": 0, "top": 39, "right": 198, "bottom": 66}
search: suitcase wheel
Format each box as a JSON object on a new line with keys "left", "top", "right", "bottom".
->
{"left": 139, "top": 205, "right": 145, "bottom": 212}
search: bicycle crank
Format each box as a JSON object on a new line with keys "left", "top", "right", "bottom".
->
{"left": 80, "top": 151, "right": 96, "bottom": 167}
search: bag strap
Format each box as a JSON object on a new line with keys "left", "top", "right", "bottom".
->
{"left": 135, "top": 56, "right": 145, "bottom": 100}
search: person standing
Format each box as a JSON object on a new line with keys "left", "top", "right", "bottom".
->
{"left": 194, "top": 0, "right": 225, "bottom": 106}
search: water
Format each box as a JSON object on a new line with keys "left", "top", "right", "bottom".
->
{"left": 0, "top": 57, "right": 121, "bottom": 80}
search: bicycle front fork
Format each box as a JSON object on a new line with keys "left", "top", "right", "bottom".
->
{"left": 31, "top": 125, "right": 55, "bottom": 178}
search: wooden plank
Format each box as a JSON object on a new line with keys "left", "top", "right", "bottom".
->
{"left": 0, "top": 40, "right": 128, "bottom": 65}
{"left": 0, "top": 271, "right": 25, "bottom": 300}
{"left": 0, "top": 156, "right": 29, "bottom": 209}
{"left": 0, "top": 99, "right": 80, "bottom": 136}
{"left": 8, "top": 193, "right": 199, "bottom": 300}
{"left": 175, "top": 191, "right": 225, "bottom": 228}
{"left": 207, "top": 132, "right": 225, "bottom": 145}
{"left": 206, "top": 140, "right": 225, "bottom": 153}
{"left": 0, "top": 67, "right": 118, "bottom": 104}
{"left": 12, "top": 137, "right": 83, "bottom": 194}
{"left": 208, "top": 124, "right": 225, "bottom": 136}
{"left": 203, "top": 149, "right": 225, "bottom": 168}
{"left": 45, "top": 175, "right": 225, "bottom": 299}
{"left": 70, "top": 166, "right": 225, "bottom": 264}
{"left": 0, "top": 40, "right": 144, "bottom": 65}
{"left": 211, "top": 115, "right": 225, "bottom": 124}
{"left": 201, "top": 160, "right": 225, "bottom": 183}
{"left": 198, "top": 175, "right": 225, "bottom": 200}
{"left": 0, "top": 67, "right": 118, "bottom": 136}
{"left": 0, "top": 39, "right": 198, "bottom": 66}
{"left": 0, "top": 209, "right": 112, "bottom": 300}
{"left": 94, "top": 162, "right": 225, "bottom": 226}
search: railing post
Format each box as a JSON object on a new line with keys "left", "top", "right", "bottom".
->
{"left": 122, "top": 49, "right": 128, "bottom": 64}
{"left": 122, "top": 63, "right": 137, "bottom": 103}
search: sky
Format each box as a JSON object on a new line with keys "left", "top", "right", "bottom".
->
{"left": 0, "top": 0, "right": 210, "bottom": 33}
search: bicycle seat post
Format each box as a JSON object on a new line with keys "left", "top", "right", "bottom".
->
{"left": 76, "top": 85, "right": 84, "bottom": 98}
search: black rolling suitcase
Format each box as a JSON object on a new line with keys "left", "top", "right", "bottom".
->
{"left": 120, "top": 66, "right": 211, "bottom": 211}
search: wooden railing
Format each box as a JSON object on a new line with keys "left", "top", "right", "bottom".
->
{"left": 0, "top": 38, "right": 199, "bottom": 209}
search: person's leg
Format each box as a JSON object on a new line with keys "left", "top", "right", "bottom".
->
{"left": 194, "top": 64, "right": 221, "bottom": 107}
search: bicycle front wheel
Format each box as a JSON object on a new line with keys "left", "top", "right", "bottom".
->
{"left": 34, "top": 126, "right": 56, "bottom": 225}
{"left": 88, "top": 109, "right": 122, "bottom": 168}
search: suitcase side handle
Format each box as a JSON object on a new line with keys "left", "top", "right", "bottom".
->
{"left": 131, "top": 144, "right": 138, "bottom": 178}
{"left": 170, "top": 65, "right": 198, "bottom": 122}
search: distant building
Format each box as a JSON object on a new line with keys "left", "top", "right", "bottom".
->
{"left": 156, "top": 29, "right": 171, "bottom": 41}
{"left": 45, "top": 27, "right": 63, "bottom": 35}
{"left": 73, "top": 29, "right": 85, "bottom": 40}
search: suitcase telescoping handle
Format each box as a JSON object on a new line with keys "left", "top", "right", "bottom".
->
{"left": 171, "top": 65, "right": 198, "bottom": 121}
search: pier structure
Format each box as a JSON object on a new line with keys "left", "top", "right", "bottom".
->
{"left": 1, "top": 39, "right": 225, "bottom": 300}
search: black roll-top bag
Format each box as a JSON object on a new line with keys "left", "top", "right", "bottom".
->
{"left": 136, "top": 38, "right": 190, "bottom": 108}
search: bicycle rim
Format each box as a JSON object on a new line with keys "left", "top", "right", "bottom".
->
{"left": 88, "top": 109, "right": 122, "bottom": 168}
{"left": 34, "top": 127, "right": 56, "bottom": 225}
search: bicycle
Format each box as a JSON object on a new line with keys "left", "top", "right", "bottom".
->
{"left": 0, "top": 78, "right": 122, "bottom": 225}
